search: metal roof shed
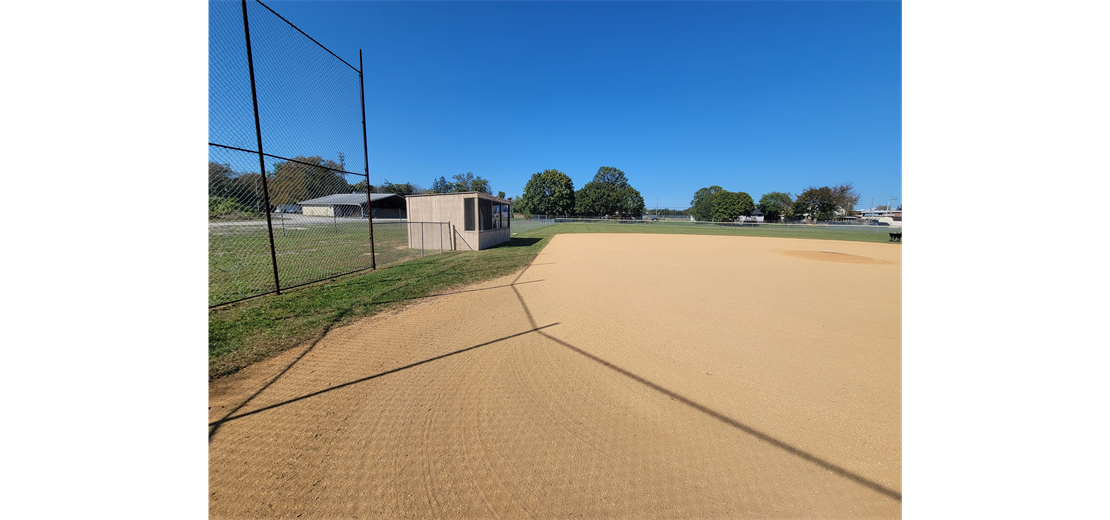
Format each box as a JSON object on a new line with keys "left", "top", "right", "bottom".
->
{"left": 297, "top": 193, "right": 406, "bottom": 218}
{"left": 405, "top": 192, "right": 512, "bottom": 251}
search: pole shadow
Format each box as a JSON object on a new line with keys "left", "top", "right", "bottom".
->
{"left": 508, "top": 282, "right": 901, "bottom": 502}
{"left": 209, "top": 323, "right": 560, "bottom": 432}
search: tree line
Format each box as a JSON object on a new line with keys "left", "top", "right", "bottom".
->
{"left": 689, "top": 182, "right": 861, "bottom": 222}
{"left": 511, "top": 166, "right": 861, "bottom": 222}
{"left": 515, "top": 166, "right": 647, "bottom": 218}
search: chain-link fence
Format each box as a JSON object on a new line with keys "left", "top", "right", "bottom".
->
{"left": 509, "top": 218, "right": 557, "bottom": 235}
{"left": 209, "top": 1, "right": 447, "bottom": 306}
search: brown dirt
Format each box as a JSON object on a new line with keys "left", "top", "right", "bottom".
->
{"left": 209, "top": 233, "right": 902, "bottom": 519}
{"left": 779, "top": 250, "right": 894, "bottom": 264}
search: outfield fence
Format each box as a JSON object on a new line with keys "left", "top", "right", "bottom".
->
{"left": 510, "top": 218, "right": 557, "bottom": 235}
{"left": 209, "top": 1, "right": 439, "bottom": 306}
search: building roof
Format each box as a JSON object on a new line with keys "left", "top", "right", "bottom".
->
{"left": 299, "top": 193, "right": 403, "bottom": 205}
{"left": 405, "top": 192, "right": 512, "bottom": 204}
{"left": 751, "top": 208, "right": 764, "bottom": 216}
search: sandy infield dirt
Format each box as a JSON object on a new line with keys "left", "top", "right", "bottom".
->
{"left": 210, "top": 233, "right": 901, "bottom": 519}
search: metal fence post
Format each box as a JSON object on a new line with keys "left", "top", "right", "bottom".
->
{"left": 360, "top": 49, "right": 376, "bottom": 269}
{"left": 241, "top": 0, "right": 282, "bottom": 296}
{"left": 420, "top": 222, "right": 425, "bottom": 257}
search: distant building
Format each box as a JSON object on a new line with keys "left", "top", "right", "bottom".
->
{"left": 297, "top": 193, "right": 407, "bottom": 219}
{"left": 738, "top": 208, "right": 765, "bottom": 222}
{"left": 860, "top": 209, "right": 902, "bottom": 221}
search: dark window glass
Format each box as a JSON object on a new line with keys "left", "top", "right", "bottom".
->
{"left": 464, "top": 198, "right": 476, "bottom": 231}
{"left": 479, "top": 199, "right": 493, "bottom": 230}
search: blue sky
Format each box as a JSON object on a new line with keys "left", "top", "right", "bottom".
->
{"left": 212, "top": 0, "right": 901, "bottom": 210}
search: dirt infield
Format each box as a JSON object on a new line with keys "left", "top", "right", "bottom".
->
{"left": 210, "top": 233, "right": 901, "bottom": 519}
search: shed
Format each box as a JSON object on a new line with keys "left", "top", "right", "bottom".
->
{"left": 405, "top": 192, "right": 512, "bottom": 251}
{"left": 297, "top": 193, "right": 407, "bottom": 219}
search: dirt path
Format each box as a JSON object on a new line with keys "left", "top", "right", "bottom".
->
{"left": 210, "top": 233, "right": 901, "bottom": 519}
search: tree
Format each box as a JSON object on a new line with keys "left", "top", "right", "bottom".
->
{"left": 710, "top": 190, "right": 755, "bottom": 222}
{"left": 574, "top": 166, "right": 645, "bottom": 218}
{"left": 351, "top": 180, "right": 376, "bottom": 193}
{"left": 689, "top": 186, "right": 724, "bottom": 221}
{"left": 209, "top": 162, "right": 235, "bottom": 197}
{"left": 758, "top": 192, "right": 793, "bottom": 222}
{"left": 830, "top": 182, "right": 861, "bottom": 215}
{"left": 517, "top": 169, "right": 576, "bottom": 217}
{"left": 208, "top": 161, "right": 265, "bottom": 214}
{"left": 268, "top": 156, "right": 349, "bottom": 207}
{"left": 794, "top": 186, "right": 839, "bottom": 221}
{"left": 380, "top": 179, "right": 421, "bottom": 196}
{"left": 497, "top": 190, "right": 506, "bottom": 199}
{"left": 429, "top": 176, "right": 451, "bottom": 193}
{"left": 450, "top": 172, "right": 491, "bottom": 194}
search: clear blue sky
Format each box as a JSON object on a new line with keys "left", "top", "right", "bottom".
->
{"left": 213, "top": 0, "right": 901, "bottom": 210}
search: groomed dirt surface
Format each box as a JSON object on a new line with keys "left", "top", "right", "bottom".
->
{"left": 210, "top": 233, "right": 901, "bottom": 519}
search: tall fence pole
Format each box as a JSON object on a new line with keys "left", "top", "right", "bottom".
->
{"left": 420, "top": 223, "right": 425, "bottom": 257}
{"left": 359, "top": 49, "right": 376, "bottom": 269}
{"left": 242, "top": 0, "right": 282, "bottom": 295}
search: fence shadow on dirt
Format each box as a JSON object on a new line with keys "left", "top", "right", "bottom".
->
{"left": 209, "top": 322, "right": 560, "bottom": 434}
{"left": 212, "top": 258, "right": 902, "bottom": 503}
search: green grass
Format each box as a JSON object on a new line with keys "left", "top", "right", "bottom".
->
{"left": 209, "top": 220, "right": 447, "bottom": 306}
{"left": 208, "top": 221, "right": 899, "bottom": 379}
{"left": 520, "top": 220, "right": 902, "bottom": 243}
{"left": 208, "top": 231, "right": 551, "bottom": 379}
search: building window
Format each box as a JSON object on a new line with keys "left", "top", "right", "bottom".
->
{"left": 464, "top": 198, "right": 476, "bottom": 231}
{"left": 479, "top": 199, "right": 493, "bottom": 230}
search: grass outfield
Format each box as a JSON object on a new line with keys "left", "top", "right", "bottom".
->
{"left": 209, "top": 220, "right": 447, "bottom": 306}
{"left": 519, "top": 220, "right": 902, "bottom": 243}
{"left": 209, "top": 222, "right": 899, "bottom": 379}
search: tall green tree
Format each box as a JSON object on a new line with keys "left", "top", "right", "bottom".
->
{"left": 574, "top": 166, "right": 645, "bottom": 218}
{"left": 710, "top": 190, "right": 755, "bottom": 221}
{"left": 429, "top": 176, "right": 451, "bottom": 193}
{"left": 208, "top": 162, "right": 262, "bottom": 218}
{"left": 830, "top": 182, "right": 861, "bottom": 214}
{"left": 268, "top": 156, "right": 349, "bottom": 206}
{"left": 794, "top": 186, "right": 839, "bottom": 221}
{"left": 517, "top": 169, "right": 576, "bottom": 217}
{"left": 380, "top": 179, "right": 420, "bottom": 196}
{"left": 758, "top": 192, "right": 793, "bottom": 222}
{"left": 208, "top": 162, "right": 234, "bottom": 197}
{"left": 351, "top": 180, "right": 376, "bottom": 193}
{"left": 450, "top": 172, "right": 492, "bottom": 194}
{"left": 689, "top": 186, "right": 724, "bottom": 221}
{"left": 497, "top": 190, "right": 506, "bottom": 199}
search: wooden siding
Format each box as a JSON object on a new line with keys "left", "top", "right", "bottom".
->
{"left": 405, "top": 193, "right": 511, "bottom": 250}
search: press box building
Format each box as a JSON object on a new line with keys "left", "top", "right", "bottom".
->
{"left": 405, "top": 192, "right": 512, "bottom": 251}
